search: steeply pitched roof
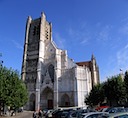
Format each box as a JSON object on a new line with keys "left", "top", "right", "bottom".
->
{"left": 76, "top": 61, "right": 91, "bottom": 68}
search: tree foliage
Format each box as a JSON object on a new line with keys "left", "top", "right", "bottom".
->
{"left": 103, "top": 75, "right": 125, "bottom": 106}
{"left": 85, "top": 74, "right": 126, "bottom": 107}
{"left": 0, "top": 66, "right": 28, "bottom": 109}
{"left": 124, "top": 71, "right": 128, "bottom": 96}
{"left": 124, "top": 71, "right": 128, "bottom": 104}
{"left": 85, "top": 83, "right": 105, "bottom": 107}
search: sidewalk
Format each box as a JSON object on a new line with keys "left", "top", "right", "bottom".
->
{"left": 0, "top": 111, "right": 33, "bottom": 118}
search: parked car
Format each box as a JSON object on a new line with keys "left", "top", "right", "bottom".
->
{"left": 124, "top": 107, "right": 128, "bottom": 112}
{"left": 51, "top": 109, "right": 76, "bottom": 118}
{"left": 65, "top": 109, "right": 96, "bottom": 118}
{"left": 42, "top": 108, "right": 48, "bottom": 116}
{"left": 96, "top": 106, "right": 109, "bottom": 111}
{"left": 60, "top": 111, "right": 72, "bottom": 118}
{"left": 45, "top": 109, "right": 60, "bottom": 118}
{"left": 45, "top": 109, "right": 54, "bottom": 118}
{"left": 81, "top": 112, "right": 109, "bottom": 118}
{"left": 65, "top": 110, "right": 79, "bottom": 118}
{"left": 103, "top": 107, "right": 125, "bottom": 113}
{"left": 52, "top": 109, "right": 64, "bottom": 118}
{"left": 102, "top": 112, "right": 128, "bottom": 118}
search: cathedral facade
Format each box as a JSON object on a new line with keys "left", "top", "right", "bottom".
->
{"left": 21, "top": 12, "right": 100, "bottom": 111}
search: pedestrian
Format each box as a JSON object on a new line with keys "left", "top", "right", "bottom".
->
{"left": 33, "top": 110, "right": 37, "bottom": 118}
{"left": 38, "top": 109, "right": 43, "bottom": 118}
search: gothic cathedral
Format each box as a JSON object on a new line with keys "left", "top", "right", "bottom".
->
{"left": 21, "top": 12, "right": 100, "bottom": 111}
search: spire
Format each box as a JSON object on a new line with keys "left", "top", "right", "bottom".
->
{"left": 27, "top": 16, "right": 32, "bottom": 24}
{"left": 41, "top": 12, "right": 46, "bottom": 18}
{"left": 91, "top": 53, "right": 96, "bottom": 65}
{"left": 28, "top": 16, "right": 32, "bottom": 20}
{"left": 41, "top": 12, "right": 46, "bottom": 25}
{"left": 91, "top": 53, "right": 95, "bottom": 60}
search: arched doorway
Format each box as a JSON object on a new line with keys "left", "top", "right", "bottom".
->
{"left": 29, "top": 93, "right": 35, "bottom": 111}
{"left": 61, "top": 94, "right": 70, "bottom": 107}
{"left": 41, "top": 87, "right": 53, "bottom": 109}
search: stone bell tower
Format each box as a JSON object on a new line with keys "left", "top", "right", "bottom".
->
{"left": 21, "top": 12, "right": 52, "bottom": 111}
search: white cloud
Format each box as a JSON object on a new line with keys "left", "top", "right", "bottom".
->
{"left": 101, "top": 44, "right": 128, "bottom": 82}
{"left": 68, "top": 26, "right": 89, "bottom": 45}
{"left": 121, "top": 17, "right": 128, "bottom": 23}
{"left": 117, "top": 44, "right": 128, "bottom": 72}
{"left": 68, "top": 28, "right": 75, "bottom": 36}
{"left": 12, "top": 40, "right": 23, "bottom": 50}
{"left": 68, "top": 23, "right": 114, "bottom": 47}
{"left": 119, "top": 23, "right": 128, "bottom": 36}
{"left": 97, "top": 25, "right": 111, "bottom": 41}
{"left": 80, "top": 38, "right": 88, "bottom": 44}
{"left": 125, "top": 44, "right": 128, "bottom": 49}
{"left": 68, "top": 22, "right": 114, "bottom": 46}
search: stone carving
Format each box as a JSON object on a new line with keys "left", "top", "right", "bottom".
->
{"left": 28, "top": 43, "right": 39, "bottom": 51}
{"left": 32, "top": 25, "right": 40, "bottom": 36}
{"left": 27, "top": 59, "right": 37, "bottom": 67}
{"left": 44, "top": 70, "right": 51, "bottom": 84}
{"left": 41, "top": 65, "right": 54, "bottom": 84}
{"left": 25, "top": 73, "right": 37, "bottom": 83}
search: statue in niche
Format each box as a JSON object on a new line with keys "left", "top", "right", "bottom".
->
{"left": 45, "top": 70, "right": 51, "bottom": 84}
{"left": 42, "top": 64, "right": 54, "bottom": 84}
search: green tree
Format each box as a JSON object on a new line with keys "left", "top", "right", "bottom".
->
{"left": 0, "top": 66, "right": 28, "bottom": 110}
{"left": 124, "top": 71, "right": 128, "bottom": 105}
{"left": 124, "top": 71, "right": 128, "bottom": 94}
{"left": 85, "top": 74, "right": 126, "bottom": 108}
{"left": 103, "top": 75, "right": 125, "bottom": 106}
{"left": 85, "top": 83, "right": 105, "bottom": 107}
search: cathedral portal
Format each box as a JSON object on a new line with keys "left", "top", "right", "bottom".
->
{"left": 40, "top": 87, "right": 53, "bottom": 109}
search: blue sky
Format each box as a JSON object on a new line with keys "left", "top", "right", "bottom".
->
{"left": 0, "top": 0, "right": 128, "bottom": 82}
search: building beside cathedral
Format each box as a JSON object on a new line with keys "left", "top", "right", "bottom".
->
{"left": 21, "top": 12, "right": 100, "bottom": 111}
